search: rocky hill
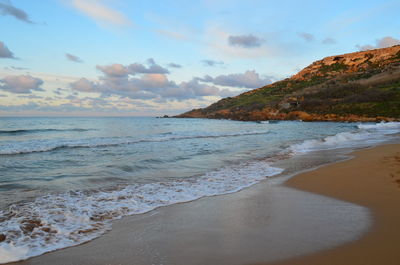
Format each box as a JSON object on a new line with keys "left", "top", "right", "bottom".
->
{"left": 177, "top": 45, "right": 400, "bottom": 122}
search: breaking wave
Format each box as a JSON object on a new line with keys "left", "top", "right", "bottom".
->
{"left": 291, "top": 122, "right": 400, "bottom": 153}
{"left": 0, "top": 161, "right": 283, "bottom": 263}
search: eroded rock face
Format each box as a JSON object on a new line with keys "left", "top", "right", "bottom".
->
{"left": 179, "top": 107, "right": 398, "bottom": 122}
{"left": 177, "top": 45, "right": 400, "bottom": 122}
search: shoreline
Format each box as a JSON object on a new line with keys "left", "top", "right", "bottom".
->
{"left": 263, "top": 143, "right": 400, "bottom": 265}
{"left": 10, "top": 144, "right": 385, "bottom": 265}
{"left": 174, "top": 115, "right": 399, "bottom": 123}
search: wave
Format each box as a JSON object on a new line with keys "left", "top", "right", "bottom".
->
{"left": 0, "top": 130, "right": 272, "bottom": 155}
{"left": 290, "top": 131, "right": 374, "bottom": 153}
{"left": 357, "top": 121, "right": 400, "bottom": 131}
{"left": 291, "top": 122, "right": 400, "bottom": 153}
{"left": 0, "top": 161, "right": 283, "bottom": 263}
{"left": 0, "top": 128, "right": 92, "bottom": 135}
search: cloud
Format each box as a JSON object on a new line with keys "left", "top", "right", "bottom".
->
{"left": 357, "top": 44, "right": 374, "bottom": 51}
{"left": 8, "top": 66, "right": 28, "bottom": 70}
{"left": 167, "top": 79, "right": 220, "bottom": 99}
{"left": 228, "top": 34, "right": 264, "bottom": 48}
{"left": 156, "top": 29, "right": 188, "bottom": 41}
{"left": 70, "top": 74, "right": 167, "bottom": 99}
{"left": 0, "top": 1, "right": 33, "bottom": 23}
{"left": 70, "top": 61, "right": 236, "bottom": 100}
{"left": 0, "top": 75, "right": 44, "bottom": 94}
{"left": 65, "top": 53, "right": 83, "bottom": 63}
{"left": 96, "top": 63, "right": 128, "bottom": 77}
{"left": 54, "top": 88, "right": 65, "bottom": 95}
{"left": 201, "top": 59, "right": 224, "bottom": 67}
{"left": 298, "top": 32, "right": 314, "bottom": 42}
{"left": 0, "top": 41, "right": 16, "bottom": 59}
{"left": 197, "top": 70, "right": 272, "bottom": 89}
{"left": 70, "top": 77, "right": 96, "bottom": 92}
{"left": 206, "top": 27, "right": 273, "bottom": 59}
{"left": 96, "top": 59, "right": 169, "bottom": 78}
{"left": 17, "top": 94, "right": 42, "bottom": 99}
{"left": 357, "top": 36, "right": 400, "bottom": 51}
{"left": 132, "top": 73, "right": 174, "bottom": 90}
{"left": 167, "top": 63, "right": 182, "bottom": 68}
{"left": 322, "top": 37, "right": 336, "bottom": 45}
{"left": 218, "top": 88, "right": 241, "bottom": 98}
{"left": 71, "top": 0, "right": 132, "bottom": 27}
{"left": 128, "top": 58, "right": 170, "bottom": 74}
{"left": 0, "top": 102, "right": 115, "bottom": 114}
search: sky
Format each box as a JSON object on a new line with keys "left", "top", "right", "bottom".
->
{"left": 0, "top": 0, "right": 399, "bottom": 116}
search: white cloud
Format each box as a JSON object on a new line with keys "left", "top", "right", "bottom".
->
{"left": 198, "top": 70, "right": 272, "bottom": 89}
{"left": 156, "top": 29, "right": 188, "bottom": 41}
{"left": 0, "top": 75, "right": 44, "bottom": 94}
{"left": 376, "top": 36, "right": 400, "bottom": 48}
{"left": 96, "top": 59, "right": 169, "bottom": 77}
{"left": 357, "top": 36, "right": 400, "bottom": 51}
{"left": 70, "top": 61, "right": 237, "bottom": 100}
{"left": 128, "top": 59, "right": 170, "bottom": 74}
{"left": 96, "top": 63, "right": 128, "bottom": 77}
{"left": 70, "top": 78, "right": 96, "bottom": 92}
{"left": 71, "top": 0, "right": 132, "bottom": 27}
{"left": 0, "top": 41, "right": 16, "bottom": 59}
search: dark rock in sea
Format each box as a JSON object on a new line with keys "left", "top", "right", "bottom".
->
{"left": 21, "top": 219, "right": 42, "bottom": 234}
{"left": 156, "top": 115, "right": 170, "bottom": 118}
{"left": 0, "top": 233, "right": 6, "bottom": 242}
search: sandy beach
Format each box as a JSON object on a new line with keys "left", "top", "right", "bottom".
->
{"left": 11, "top": 143, "right": 399, "bottom": 265}
{"left": 264, "top": 143, "right": 400, "bottom": 265}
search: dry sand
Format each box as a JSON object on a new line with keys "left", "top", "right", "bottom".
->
{"left": 262, "top": 143, "right": 400, "bottom": 265}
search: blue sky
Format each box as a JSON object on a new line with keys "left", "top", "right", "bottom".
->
{"left": 0, "top": 0, "right": 399, "bottom": 116}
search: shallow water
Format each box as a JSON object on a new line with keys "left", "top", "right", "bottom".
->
{"left": 0, "top": 117, "right": 399, "bottom": 263}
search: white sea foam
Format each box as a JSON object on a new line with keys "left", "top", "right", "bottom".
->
{"left": 290, "top": 131, "right": 374, "bottom": 153}
{"left": 0, "top": 130, "right": 272, "bottom": 155}
{"left": 0, "top": 161, "right": 283, "bottom": 263}
{"left": 357, "top": 121, "right": 400, "bottom": 132}
{"left": 291, "top": 122, "right": 400, "bottom": 153}
{"left": 0, "top": 244, "right": 29, "bottom": 264}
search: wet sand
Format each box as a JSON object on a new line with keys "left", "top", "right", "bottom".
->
{"left": 13, "top": 144, "right": 400, "bottom": 265}
{"left": 263, "top": 143, "right": 400, "bottom": 265}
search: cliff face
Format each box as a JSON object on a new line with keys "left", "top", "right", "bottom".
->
{"left": 177, "top": 45, "right": 400, "bottom": 122}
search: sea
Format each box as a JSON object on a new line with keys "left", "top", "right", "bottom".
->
{"left": 0, "top": 116, "right": 399, "bottom": 263}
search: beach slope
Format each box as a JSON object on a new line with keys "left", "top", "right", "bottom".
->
{"left": 267, "top": 143, "right": 400, "bottom": 265}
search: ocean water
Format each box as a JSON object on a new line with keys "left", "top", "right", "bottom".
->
{"left": 0, "top": 117, "right": 399, "bottom": 263}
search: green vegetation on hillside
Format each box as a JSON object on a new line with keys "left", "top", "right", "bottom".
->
{"left": 178, "top": 46, "right": 400, "bottom": 121}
